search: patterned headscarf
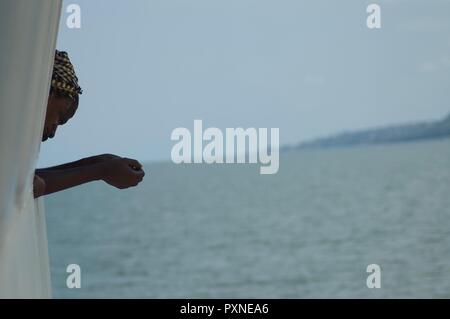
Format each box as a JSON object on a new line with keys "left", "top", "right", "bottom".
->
{"left": 50, "top": 50, "right": 82, "bottom": 101}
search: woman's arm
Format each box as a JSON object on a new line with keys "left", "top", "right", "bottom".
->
{"left": 37, "top": 154, "right": 119, "bottom": 172}
{"left": 33, "top": 174, "right": 46, "bottom": 198}
{"left": 34, "top": 157, "right": 145, "bottom": 197}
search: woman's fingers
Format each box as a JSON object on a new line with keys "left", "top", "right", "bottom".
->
{"left": 120, "top": 158, "right": 145, "bottom": 185}
{"left": 99, "top": 156, "right": 145, "bottom": 189}
{"left": 122, "top": 157, "right": 143, "bottom": 171}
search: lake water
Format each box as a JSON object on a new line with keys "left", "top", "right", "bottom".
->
{"left": 46, "top": 138, "right": 450, "bottom": 298}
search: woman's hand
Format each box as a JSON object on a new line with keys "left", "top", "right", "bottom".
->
{"left": 98, "top": 157, "right": 145, "bottom": 189}
{"left": 33, "top": 174, "right": 46, "bottom": 198}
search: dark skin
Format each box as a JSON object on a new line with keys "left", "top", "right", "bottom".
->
{"left": 33, "top": 92, "right": 145, "bottom": 198}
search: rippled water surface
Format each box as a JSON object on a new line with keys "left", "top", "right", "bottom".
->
{"left": 46, "top": 139, "right": 450, "bottom": 298}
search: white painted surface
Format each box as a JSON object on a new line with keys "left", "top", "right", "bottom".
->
{"left": 0, "top": 0, "right": 62, "bottom": 298}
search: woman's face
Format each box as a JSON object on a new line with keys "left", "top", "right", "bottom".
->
{"left": 42, "top": 93, "right": 77, "bottom": 141}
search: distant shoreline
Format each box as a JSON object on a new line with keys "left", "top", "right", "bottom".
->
{"left": 284, "top": 113, "right": 450, "bottom": 152}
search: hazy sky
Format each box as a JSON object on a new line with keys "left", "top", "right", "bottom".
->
{"left": 39, "top": 0, "right": 450, "bottom": 166}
